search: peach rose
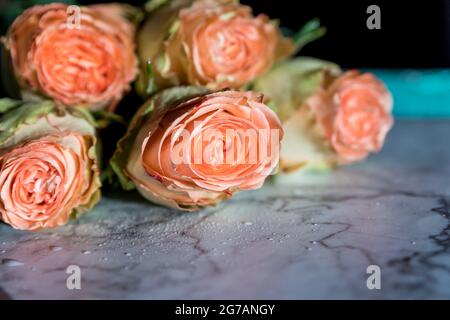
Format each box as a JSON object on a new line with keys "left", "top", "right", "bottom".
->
{"left": 254, "top": 58, "right": 394, "bottom": 172}
{"left": 308, "top": 71, "right": 394, "bottom": 163}
{"left": 111, "top": 87, "right": 283, "bottom": 210}
{"left": 138, "top": 0, "right": 293, "bottom": 92}
{"left": 0, "top": 99, "right": 101, "bottom": 230}
{"left": 4, "top": 3, "right": 138, "bottom": 111}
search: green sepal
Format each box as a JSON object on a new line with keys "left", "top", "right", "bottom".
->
{"left": 293, "top": 18, "right": 327, "bottom": 53}
{"left": 0, "top": 99, "right": 55, "bottom": 145}
{"left": 254, "top": 57, "right": 341, "bottom": 122}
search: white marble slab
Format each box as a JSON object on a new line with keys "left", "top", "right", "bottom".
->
{"left": 0, "top": 120, "right": 449, "bottom": 299}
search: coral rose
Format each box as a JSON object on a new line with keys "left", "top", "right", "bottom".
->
{"left": 308, "top": 70, "right": 393, "bottom": 163}
{"left": 4, "top": 3, "right": 138, "bottom": 111}
{"left": 0, "top": 99, "right": 101, "bottom": 230}
{"left": 254, "top": 58, "right": 394, "bottom": 172}
{"left": 138, "top": 0, "right": 294, "bottom": 92}
{"left": 111, "top": 87, "right": 283, "bottom": 211}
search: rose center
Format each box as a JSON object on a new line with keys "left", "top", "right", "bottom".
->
{"left": 339, "top": 90, "right": 382, "bottom": 139}
{"left": 21, "top": 166, "right": 61, "bottom": 205}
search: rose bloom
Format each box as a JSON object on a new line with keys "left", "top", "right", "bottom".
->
{"left": 142, "top": 0, "right": 293, "bottom": 90}
{"left": 0, "top": 134, "right": 99, "bottom": 231}
{"left": 307, "top": 71, "right": 394, "bottom": 163}
{"left": 114, "top": 89, "right": 283, "bottom": 211}
{"left": 5, "top": 3, "right": 138, "bottom": 111}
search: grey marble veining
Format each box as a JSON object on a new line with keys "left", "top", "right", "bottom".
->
{"left": 0, "top": 120, "right": 449, "bottom": 299}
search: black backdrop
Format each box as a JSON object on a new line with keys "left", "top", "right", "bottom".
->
{"left": 242, "top": 0, "right": 450, "bottom": 69}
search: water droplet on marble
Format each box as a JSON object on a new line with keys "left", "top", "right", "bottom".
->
{"left": 125, "top": 252, "right": 132, "bottom": 257}
{"left": 310, "top": 241, "right": 318, "bottom": 245}
{"left": 241, "top": 221, "right": 252, "bottom": 226}
{"left": 82, "top": 250, "right": 91, "bottom": 255}
{"left": 411, "top": 241, "right": 416, "bottom": 245}
{"left": 0, "top": 250, "right": 6, "bottom": 254}
{"left": 50, "top": 246, "right": 62, "bottom": 252}
{"left": 1, "top": 258, "right": 24, "bottom": 267}
{"left": 306, "top": 247, "right": 313, "bottom": 251}
{"left": 267, "top": 237, "right": 274, "bottom": 241}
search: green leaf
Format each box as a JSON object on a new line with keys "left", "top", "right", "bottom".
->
{"left": 92, "top": 110, "right": 127, "bottom": 128}
{"left": 293, "top": 18, "right": 327, "bottom": 53}
{"left": 0, "top": 98, "right": 22, "bottom": 113}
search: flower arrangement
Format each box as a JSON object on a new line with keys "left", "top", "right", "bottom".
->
{"left": 0, "top": 0, "right": 393, "bottom": 231}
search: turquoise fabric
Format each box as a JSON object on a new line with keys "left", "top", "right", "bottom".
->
{"left": 369, "top": 69, "right": 450, "bottom": 118}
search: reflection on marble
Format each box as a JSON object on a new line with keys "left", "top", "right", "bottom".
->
{"left": 0, "top": 120, "right": 449, "bottom": 299}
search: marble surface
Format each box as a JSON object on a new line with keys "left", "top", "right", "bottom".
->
{"left": 0, "top": 120, "right": 449, "bottom": 300}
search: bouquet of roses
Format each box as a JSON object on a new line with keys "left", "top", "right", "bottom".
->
{"left": 0, "top": 0, "right": 393, "bottom": 230}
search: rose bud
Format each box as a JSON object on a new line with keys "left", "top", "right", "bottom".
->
{"left": 111, "top": 87, "right": 283, "bottom": 211}
{"left": 137, "top": 0, "right": 295, "bottom": 94}
{"left": 254, "top": 57, "right": 394, "bottom": 173}
{"left": 2, "top": 3, "right": 138, "bottom": 111}
{"left": 0, "top": 99, "right": 101, "bottom": 230}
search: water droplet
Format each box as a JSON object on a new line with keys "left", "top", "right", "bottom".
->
{"left": 125, "top": 252, "right": 132, "bottom": 257}
{"left": 267, "top": 237, "right": 274, "bottom": 241}
{"left": 0, "top": 250, "right": 6, "bottom": 254}
{"left": 410, "top": 241, "right": 416, "bottom": 245}
{"left": 310, "top": 241, "right": 318, "bottom": 245}
{"left": 50, "top": 246, "right": 62, "bottom": 252}
{"left": 82, "top": 250, "right": 91, "bottom": 255}
{"left": 306, "top": 247, "right": 313, "bottom": 251}
{"left": 1, "top": 258, "right": 24, "bottom": 267}
{"left": 241, "top": 221, "right": 253, "bottom": 226}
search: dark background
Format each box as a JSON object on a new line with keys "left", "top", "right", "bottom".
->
{"left": 244, "top": 0, "right": 450, "bottom": 68}
{"left": 1, "top": 0, "right": 448, "bottom": 68}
